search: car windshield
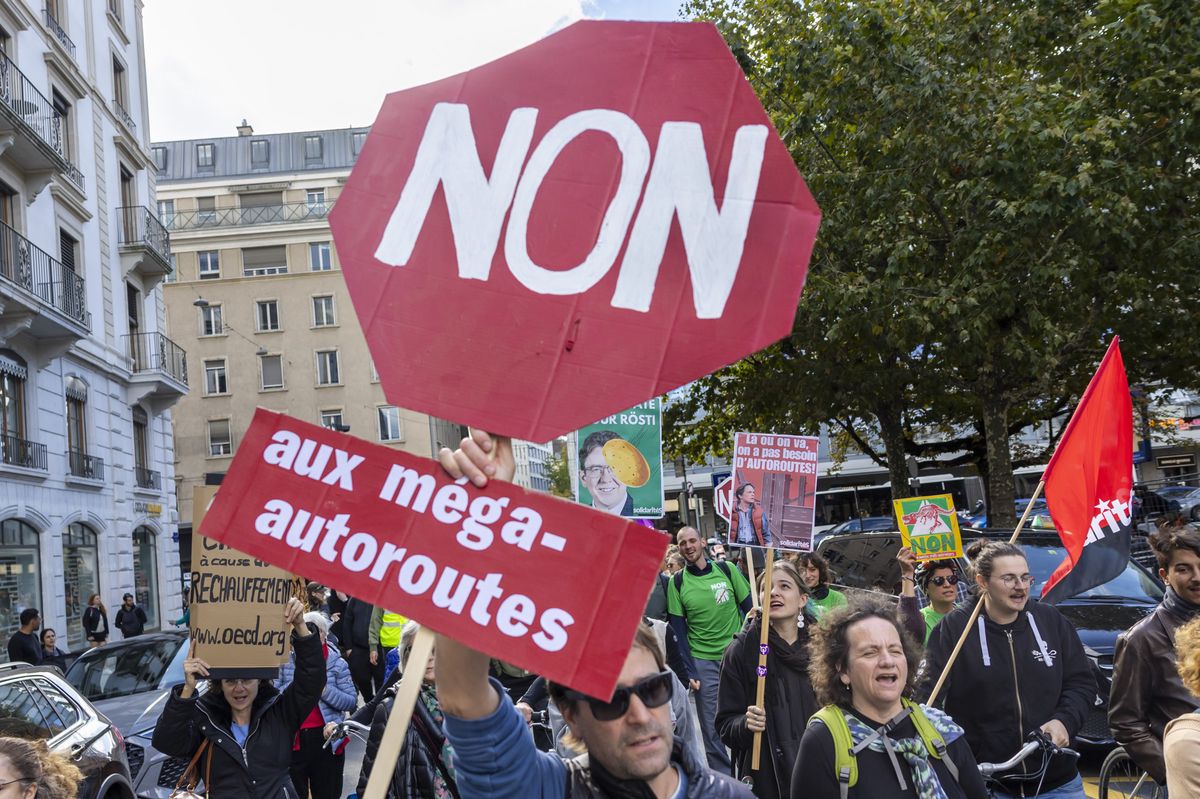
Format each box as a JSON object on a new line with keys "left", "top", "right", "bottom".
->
{"left": 65, "top": 638, "right": 186, "bottom": 701}
{"left": 861, "top": 517, "right": 896, "bottom": 531}
{"left": 1158, "top": 486, "right": 1199, "bottom": 499}
{"left": 1019, "top": 543, "right": 1163, "bottom": 602}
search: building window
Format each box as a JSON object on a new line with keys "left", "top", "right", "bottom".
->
{"left": 321, "top": 410, "right": 344, "bottom": 430}
{"left": 198, "top": 250, "right": 220, "bottom": 279}
{"left": 197, "top": 196, "right": 216, "bottom": 224}
{"left": 157, "top": 199, "right": 175, "bottom": 227}
{"left": 315, "top": 350, "right": 340, "bottom": 386}
{"left": 65, "top": 376, "right": 88, "bottom": 474}
{"left": 59, "top": 229, "right": 77, "bottom": 273}
{"left": 352, "top": 131, "right": 367, "bottom": 155}
{"left": 303, "top": 135, "right": 323, "bottom": 162}
{"left": 312, "top": 296, "right": 336, "bottom": 327}
{"left": 203, "top": 359, "right": 228, "bottom": 395}
{"left": 250, "top": 139, "right": 270, "bottom": 167}
{"left": 256, "top": 300, "right": 280, "bottom": 332}
{"left": 112, "top": 56, "right": 129, "bottom": 114}
{"left": 207, "top": 419, "right": 231, "bottom": 456}
{"left": 199, "top": 304, "right": 223, "bottom": 336}
{"left": 1, "top": 351, "right": 28, "bottom": 445}
{"left": 260, "top": 354, "right": 284, "bottom": 390}
{"left": 306, "top": 189, "right": 325, "bottom": 214}
{"left": 378, "top": 406, "right": 402, "bottom": 442}
{"left": 152, "top": 146, "right": 167, "bottom": 173}
{"left": 309, "top": 242, "right": 332, "bottom": 271}
{"left": 132, "top": 527, "right": 159, "bottom": 630}
{"left": 63, "top": 523, "right": 99, "bottom": 650}
{"left": 0, "top": 520, "right": 41, "bottom": 657}
{"left": 243, "top": 245, "right": 287, "bottom": 276}
{"left": 52, "top": 90, "right": 73, "bottom": 162}
{"left": 107, "top": 0, "right": 122, "bottom": 22}
{"left": 132, "top": 405, "right": 149, "bottom": 473}
{"left": 196, "top": 143, "right": 215, "bottom": 169}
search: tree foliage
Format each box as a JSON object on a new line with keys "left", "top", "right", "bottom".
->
{"left": 546, "top": 446, "right": 574, "bottom": 498}
{"left": 670, "top": 0, "right": 1199, "bottom": 526}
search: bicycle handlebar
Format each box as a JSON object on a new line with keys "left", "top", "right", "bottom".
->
{"left": 977, "top": 733, "right": 1079, "bottom": 778}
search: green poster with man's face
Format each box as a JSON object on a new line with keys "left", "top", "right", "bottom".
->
{"left": 573, "top": 399, "right": 664, "bottom": 519}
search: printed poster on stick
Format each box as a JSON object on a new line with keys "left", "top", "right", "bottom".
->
{"left": 729, "top": 432, "right": 819, "bottom": 551}
{"left": 189, "top": 486, "right": 304, "bottom": 678}
{"left": 573, "top": 399, "right": 664, "bottom": 519}
{"left": 197, "top": 408, "right": 668, "bottom": 698}
{"left": 893, "top": 494, "right": 965, "bottom": 561}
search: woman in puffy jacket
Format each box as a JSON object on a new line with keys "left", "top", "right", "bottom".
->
{"left": 276, "top": 611, "right": 357, "bottom": 799}
{"left": 152, "top": 598, "right": 324, "bottom": 799}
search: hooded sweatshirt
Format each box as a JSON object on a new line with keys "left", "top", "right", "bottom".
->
{"left": 920, "top": 601, "right": 1095, "bottom": 795}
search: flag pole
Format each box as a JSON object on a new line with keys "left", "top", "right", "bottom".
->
{"left": 926, "top": 479, "right": 1045, "bottom": 706}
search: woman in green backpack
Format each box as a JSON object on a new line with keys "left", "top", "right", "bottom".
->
{"left": 790, "top": 600, "right": 988, "bottom": 799}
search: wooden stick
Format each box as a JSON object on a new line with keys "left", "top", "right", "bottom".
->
{"left": 750, "top": 547, "right": 775, "bottom": 771}
{"left": 926, "top": 481, "right": 1046, "bottom": 707}
{"left": 363, "top": 625, "right": 436, "bottom": 799}
{"left": 745, "top": 551, "right": 759, "bottom": 609}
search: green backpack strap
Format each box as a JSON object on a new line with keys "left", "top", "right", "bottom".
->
{"left": 903, "top": 698, "right": 959, "bottom": 784}
{"left": 809, "top": 706, "right": 855, "bottom": 799}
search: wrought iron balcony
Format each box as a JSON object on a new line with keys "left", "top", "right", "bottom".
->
{"left": 68, "top": 449, "right": 104, "bottom": 480}
{"left": 0, "top": 49, "right": 82, "bottom": 178}
{"left": 164, "top": 199, "right": 334, "bottom": 231}
{"left": 1, "top": 434, "right": 47, "bottom": 470}
{"left": 0, "top": 219, "right": 88, "bottom": 327}
{"left": 115, "top": 101, "right": 135, "bottom": 133}
{"left": 135, "top": 466, "right": 161, "bottom": 491}
{"left": 117, "top": 205, "right": 171, "bottom": 267}
{"left": 126, "top": 332, "right": 188, "bottom": 386}
{"left": 43, "top": 8, "right": 76, "bottom": 60}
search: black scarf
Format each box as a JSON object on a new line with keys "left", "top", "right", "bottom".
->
{"left": 1162, "top": 586, "right": 1200, "bottom": 621}
{"left": 589, "top": 741, "right": 689, "bottom": 799}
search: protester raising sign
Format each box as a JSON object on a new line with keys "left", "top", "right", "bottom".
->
{"left": 892, "top": 494, "right": 965, "bottom": 561}
{"left": 729, "top": 432, "right": 820, "bottom": 551}
{"left": 189, "top": 486, "right": 305, "bottom": 678}
{"left": 198, "top": 408, "right": 667, "bottom": 698}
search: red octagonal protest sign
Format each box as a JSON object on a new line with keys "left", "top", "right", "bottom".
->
{"left": 331, "top": 20, "right": 820, "bottom": 442}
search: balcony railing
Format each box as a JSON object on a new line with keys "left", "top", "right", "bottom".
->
{"left": 115, "top": 101, "right": 135, "bottom": 133}
{"left": 43, "top": 8, "right": 76, "bottom": 60}
{"left": 0, "top": 50, "right": 77, "bottom": 167}
{"left": 0, "top": 220, "right": 88, "bottom": 327}
{"left": 68, "top": 449, "right": 104, "bottom": 480}
{"left": 117, "top": 206, "right": 171, "bottom": 265}
{"left": 1, "top": 434, "right": 47, "bottom": 470}
{"left": 135, "top": 466, "right": 161, "bottom": 490}
{"left": 164, "top": 199, "right": 334, "bottom": 231}
{"left": 126, "top": 332, "right": 188, "bottom": 386}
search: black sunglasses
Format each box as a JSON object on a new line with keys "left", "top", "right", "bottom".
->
{"left": 929, "top": 575, "right": 960, "bottom": 587}
{"left": 562, "top": 671, "right": 673, "bottom": 721}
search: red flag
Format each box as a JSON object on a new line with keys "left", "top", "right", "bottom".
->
{"left": 1041, "top": 337, "right": 1133, "bottom": 603}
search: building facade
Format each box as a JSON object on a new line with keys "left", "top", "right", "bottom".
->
{"left": 0, "top": 0, "right": 185, "bottom": 654}
{"left": 512, "top": 439, "right": 552, "bottom": 493}
{"left": 155, "top": 123, "right": 449, "bottom": 551}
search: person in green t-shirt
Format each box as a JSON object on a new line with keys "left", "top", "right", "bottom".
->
{"left": 796, "top": 551, "right": 847, "bottom": 620}
{"left": 914, "top": 558, "right": 962, "bottom": 643}
{"left": 667, "top": 526, "right": 753, "bottom": 776}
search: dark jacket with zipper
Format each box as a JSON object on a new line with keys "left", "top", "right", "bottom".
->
{"left": 716, "top": 619, "right": 818, "bottom": 799}
{"left": 152, "top": 632, "right": 325, "bottom": 799}
{"left": 343, "top": 597, "right": 373, "bottom": 650}
{"left": 920, "top": 601, "right": 1095, "bottom": 795}
{"left": 357, "top": 686, "right": 457, "bottom": 799}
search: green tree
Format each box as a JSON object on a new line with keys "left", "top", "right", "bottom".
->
{"left": 546, "top": 447, "right": 574, "bottom": 499}
{"left": 672, "top": 0, "right": 1199, "bottom": 526}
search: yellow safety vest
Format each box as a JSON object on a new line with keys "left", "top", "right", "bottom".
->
{"left": 380, "top": 611, "right": 406, "bottom": 648}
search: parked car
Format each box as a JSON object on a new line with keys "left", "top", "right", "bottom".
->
{"left": 1156, "top": 484, "right": 1200, "bottom": 521}
{"left": 65, "top": 632, "right": 190, "bottom": 799}
{"left": 0, "top": 661, "right": 135, "bottom": 799}
{"left": 967, "top": 497, "right": 1049, "bottom": 528}
{"left": 824, "top": 515, "right": 898, "bottom": 536}
{"left": 816, "top": 528, "right": 1162, "bottom": 747}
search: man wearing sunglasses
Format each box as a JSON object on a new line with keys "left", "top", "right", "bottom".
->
{"left": 435, "top": 430, "right": 752, "bottom": 798}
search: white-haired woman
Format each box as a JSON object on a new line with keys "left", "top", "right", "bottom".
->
{"left": 276, "top": 610, "right": 357, "bottom": 799}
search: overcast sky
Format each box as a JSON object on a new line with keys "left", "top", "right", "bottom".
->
{"left": 143, "top": 0, "right": 685, "bottom": 143}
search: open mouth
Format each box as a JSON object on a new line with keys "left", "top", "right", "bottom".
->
{"left": 625, "top": 733, "right": 660, "bottom": 751}
{"left": 875, "top": 674, "right": 899, "bottom": 686}
{"left": 769, "top": 600, "right": 784, "bottom": 609}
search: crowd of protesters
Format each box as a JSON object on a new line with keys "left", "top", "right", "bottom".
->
{"left": 5, "top": 429, "right": 1195, "bottom": 798}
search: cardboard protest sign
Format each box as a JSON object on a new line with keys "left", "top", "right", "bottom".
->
{"left": 893, "top": 494, "right": 965, "bottom": 561}
{"left": 189, "top": 486, "right": 304, "bottom": 678}
{"left": 198, "top": 408, "right": 668, "bottom": 698}
{"left": 729, "top": 432, "right": 819, "bottom": 551}
{"left": 572, "top": 399, "right": 664, "bottom": 519}
{"left": 330, "top": 20, "right": 821, "bottom": 442}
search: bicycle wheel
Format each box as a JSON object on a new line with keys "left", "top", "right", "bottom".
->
{"left": 1098, "top": 746, "right": 1162, "bottom": 799}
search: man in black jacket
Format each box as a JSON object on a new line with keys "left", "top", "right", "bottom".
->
{"left": 921, "top": 541, "right": 1094, "bottom": 798}
{"left": 343, "top": 596, "right": 384, "bottom": 701}
{"left": 115, "top": 593, "right": 147, "bottom": 638}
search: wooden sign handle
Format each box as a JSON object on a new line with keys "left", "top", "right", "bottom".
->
{"left": 362, "top": 625, "right": 436, "bottom": 799}
{"left": 745, "top": 552, "right": 759, "bottom": 609}
{"left": 750, "top": 547, "right": 774, "bottom": 771}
